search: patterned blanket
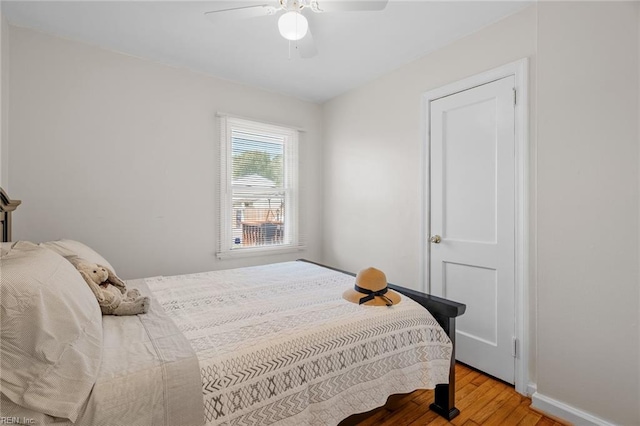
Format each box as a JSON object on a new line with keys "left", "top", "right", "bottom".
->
{"left": 146, "top": 261, "right": 452, "bottom": 426}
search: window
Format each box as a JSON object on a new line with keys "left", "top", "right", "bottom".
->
{"left": 218, "top": 116, "right": 299, "bottom": 258}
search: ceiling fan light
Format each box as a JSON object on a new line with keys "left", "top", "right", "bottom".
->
{"left": 278, "top": 11, "right": 308, "bottom": 41}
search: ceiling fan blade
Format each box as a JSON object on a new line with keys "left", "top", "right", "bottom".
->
{"left": 296, "top": 29, "right": 318, "bottom": 59}
{"left": 313, "top": 0, "right": 388, "bottom": 13}
{"left": 204, "top": 4, "right": 278, "bottom": 22}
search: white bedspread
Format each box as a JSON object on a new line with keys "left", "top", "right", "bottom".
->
{"left": 146, "top": 261, "right": 452, "bottom": 426}
{"left": 0, "top": 279, "right": 204, "bottom": 426}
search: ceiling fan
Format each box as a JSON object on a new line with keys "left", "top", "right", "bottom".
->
{"left": 204, "top": 0, "right": 389, "bottom": 58}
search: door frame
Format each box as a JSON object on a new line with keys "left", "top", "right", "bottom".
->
{"left": 420, "top": 58, "right": 530, "bottom": 395}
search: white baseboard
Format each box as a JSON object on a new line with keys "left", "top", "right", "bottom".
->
{"left": 526, "top": 382, "right": 537, "bottom": 397}
{"left": 531, "top": 392, "right": 616, "bottom": 426}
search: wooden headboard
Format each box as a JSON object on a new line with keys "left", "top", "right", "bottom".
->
{"left": 0, "top": 187, "right": 21, "bottom": 242}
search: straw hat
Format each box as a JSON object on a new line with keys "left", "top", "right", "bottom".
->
{"left": 342, "top": 267, "right": 401, "bottom": 307}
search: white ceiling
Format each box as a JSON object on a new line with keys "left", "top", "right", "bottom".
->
{"left": 2, "top": 1, "right": 531, "bottom": 103}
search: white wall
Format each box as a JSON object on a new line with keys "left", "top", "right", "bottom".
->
{"left": 8, "top": 25, "right": 323, "bottom": 279}
{"left": 322, "top": 4, "right": 538, "bottom": 379}
{"left": 0, "top": 11, "right": 8, "bottom": 189}
{"left": 323, "top": 2, "right": 640, "bottom": 424}
{"left": 0, "top": 9, "right": 3, "bottom": 188}
{"left": 534, "top": 2, "right": 639, "bottom": 425}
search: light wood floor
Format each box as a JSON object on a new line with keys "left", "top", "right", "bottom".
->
{"left": 342, "top": 363, "right": 562, "bottom": 426}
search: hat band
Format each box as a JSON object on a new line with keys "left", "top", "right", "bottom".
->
{"left": 354, "top": 284, "right": 393, "bottom": 306}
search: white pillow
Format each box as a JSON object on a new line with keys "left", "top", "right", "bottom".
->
{"left": 0, "top": 241, "right": 103, "bottom": 421}
{"left": 40, "top": 239, "right": 115, "bottom": 273}
{"left": 0, "top": 242, "right": 16, "bottom": 257}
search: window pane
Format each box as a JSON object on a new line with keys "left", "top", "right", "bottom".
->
{"left": 231, "top": 191, "right": 286, "bottom": 248}
{"left": 219, "top": 117, "right": 298, "bottom": 257}
{"left": 232, "top": 131, "right": 284, "bottom": 188}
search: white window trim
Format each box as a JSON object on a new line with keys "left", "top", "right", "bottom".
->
{"left": 217, "top": 116, "right": 301, "bottom": 259}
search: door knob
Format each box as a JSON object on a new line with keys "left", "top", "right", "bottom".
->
{"left": 430, "top": 235, "right": 442, "bottom": 244}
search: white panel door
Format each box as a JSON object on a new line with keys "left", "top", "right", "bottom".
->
{"left": 430, "top": 76, "right": 516, "bottom": 384}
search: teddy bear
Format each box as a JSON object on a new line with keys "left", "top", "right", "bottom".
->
{"left": 66, "top": 256, "right": 150, "bottom": 316}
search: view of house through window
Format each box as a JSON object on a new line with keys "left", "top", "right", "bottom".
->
{"left": 232, "top": 131, "right": 285, "bottom": 247}
{"left": 219, "top": 117, "right": 299, "bottom": 256}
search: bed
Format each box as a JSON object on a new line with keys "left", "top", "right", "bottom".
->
{"left": 0, "top": 188, "right": 20, "bottom": 242}
{"left": 0, "top": 189, "right": 465, "bottom": 426}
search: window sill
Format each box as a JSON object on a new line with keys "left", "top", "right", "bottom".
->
{"left": 216, "top": 244, "right": 306, "bottom": 260}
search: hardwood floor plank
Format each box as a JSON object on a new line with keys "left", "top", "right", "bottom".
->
{"left": 350, "top": 363, "right": 559, "bottom": 426}
{"left": 372, "top": 400, "right": 428, "bottom": 426}
{"left": 518, "top": 411, "right": 543, "bottom": 426}
{"left": 454, "top": 382, "right": 480, "bottom": 403}
{"left": 534, "top": 418, "right": 556, "bottom": 426}
{"left": 470, "top": 373, "right": 490, "bottom": 387}
{"left": 424, "top": 414, "right": 453, "bottom": 426}
{"left": 409, "top": 390, "right": 433, "bottom": 405}
{"left": 454, "top": 364, "right": 474, "bottom": 381}
{"left": 410, "top": 389, "right": 435, "bottom": 408}
{"left": 456, "top": 379, "right": 502, "bottom": 412}
{"left": 469, "top": 386, "right": 514, "bottom": 424}
{"left": 451, "top": 381, "right": 508, "bottom": 425}
{"left": 477, "top": 393, "right": 525, "bottom": 426}
{"left": 456, "top": 370, "right": 482, "bottom": 388}
{"left": 501, "top": 399, "right": 533, "bottom": 425}
{"left": 406, "top": 406, "right": 441, "bottom": 425}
